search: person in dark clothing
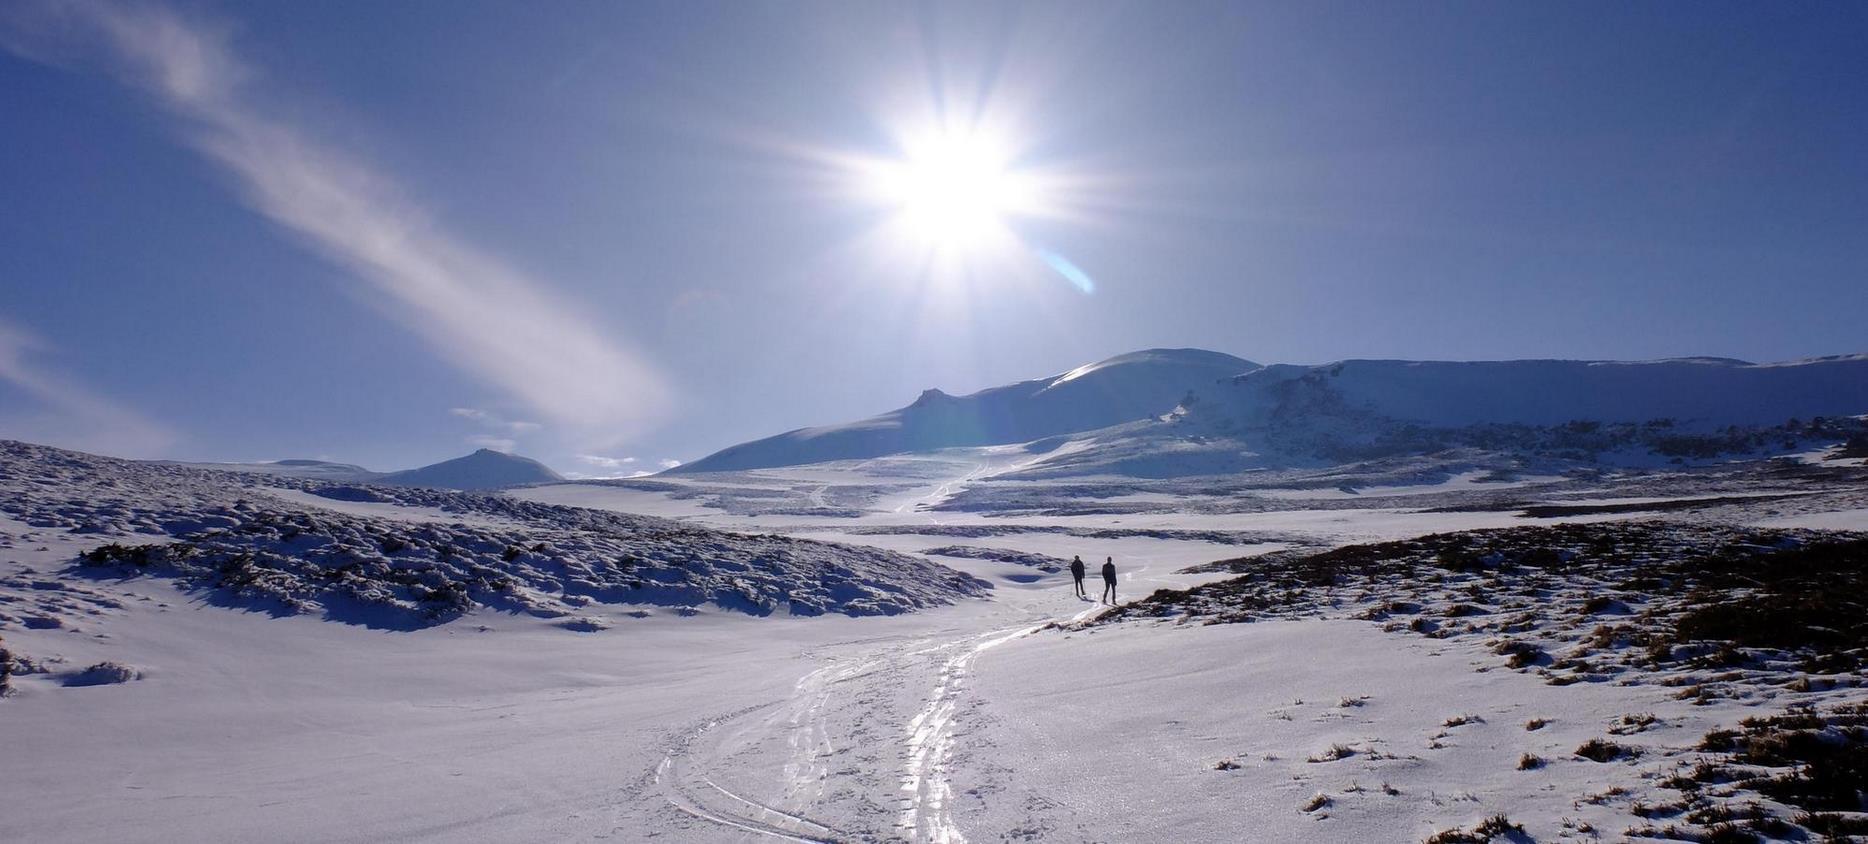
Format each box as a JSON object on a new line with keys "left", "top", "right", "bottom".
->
{"left": 1069, "top": 555, "right": 1087, "bottom": 598}
{"left": 1100, "top": 557, "right": 1118, "bottom": 604}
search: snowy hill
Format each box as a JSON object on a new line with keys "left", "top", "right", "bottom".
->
{"left": 1198, "top": 355, "right": 1868, "bottom": 430}
{"left": 0, "top": 440, "right": 987, "bottom": 626}
{"left": 673, "top": 348, "right": 1257, "bottom": 473}
{"left": 1016, "top": 354, "right": 1868, "bottom": 477}
{"left": 377, "top": 448, "right": 564, "bottom": 490}
{"left": 167, "top": 458, "right": 380, "bottom": 481}
{"left": 172, "top": 450, "right": 562, "bottom": 490}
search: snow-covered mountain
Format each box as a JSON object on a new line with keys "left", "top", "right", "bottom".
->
{"left": 672, "top": 348, "right": 1258, "bottom": 473}
{"left": 1196, "top": 356, "right": 1868, "bottom": 430}
{"left": 1020, "top": 354, "right": 1868, "bottom": 477}
{"left": 673, "top": 351, "right": 1868, "bottom": 479}
{"left": 377, "top": 448, "right": 564, "bottom": 490}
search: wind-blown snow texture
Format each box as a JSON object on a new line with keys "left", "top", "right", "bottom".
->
{"left": 673, "top": 348, "right": 1256, "bottom": 472}
{"left": 0, "top": 441, "right": 987, "bottom": 626}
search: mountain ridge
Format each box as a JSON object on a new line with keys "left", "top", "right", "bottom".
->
{"left": 675, "top": 350, "right": 1868, "bottom": 478}
{"left": 669, "top": 348, "right": 1258, "bottom": 473}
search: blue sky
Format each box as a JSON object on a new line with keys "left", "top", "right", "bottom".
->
{"left": 2, "top": 1, "right": 1864, "bottom": 473}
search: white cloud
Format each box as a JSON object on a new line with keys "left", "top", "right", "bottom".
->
{"left": 567, "top": 453, "right": 652, "bottom": 479}
{"left": 658, "top": 458, "right": 683, "bottom": 470}
{"left": 449, "top": 407, "right": 540, "bottom": 453}
{"left": 449, "top": 407, "right": 493, "bottom": 423}
{"left": 451, "top": 407, "right": 540, "bottom": 434}
{"left": 2, "top": 1, "right": 671, "bottom": 442}
{"left": 576, "top": 453, "right": 637, "bottom": 469}
{"left": 0, "top": 318, "right": 175, "bottom": 456}
{"left": 562, "top": 469, "right": 654, "bottom": 480}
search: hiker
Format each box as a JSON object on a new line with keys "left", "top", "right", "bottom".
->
{"left": 1070, "top": 555, "right": 1087, "bottom": 598}
{"left": 1100, "top": 556, "right": 1117, "bottom": 604}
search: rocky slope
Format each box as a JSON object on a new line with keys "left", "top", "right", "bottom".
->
{"left": 0, "top": 440, "right": 989, "bottom": 629}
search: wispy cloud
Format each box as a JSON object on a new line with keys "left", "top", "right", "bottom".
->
{"left": 450, "top": 407, "right": 541, "bottom": 434}
{"left": 0, "top": 318, "right": 175, "bottom": 455}
{"left": 658, "top": 458, "right": 682, "bottom": 470}
{"left": 449, "top": 406, "right": 538, "bottom": 453}
{"left": 565, "top": 453, "right": 649, "bottom": 479}
{"left": 577, "top": 453, "right": 637, "bottom": 469}
{"left": 1, "top": 1, "right": 671, "bottom": 441}
{"left": 562, "top": 469, "right": 654, "bottom": 480}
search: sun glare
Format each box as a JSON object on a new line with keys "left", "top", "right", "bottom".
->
{"left": 867, "top": 131, "right": 1038, "bottom": 250}
{"left": 831, "top": 116, "right": 1093, "bottom": 294}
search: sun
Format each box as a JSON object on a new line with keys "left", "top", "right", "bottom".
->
{"left": 865, "top": 130, "right": 1039, "bottom": 250}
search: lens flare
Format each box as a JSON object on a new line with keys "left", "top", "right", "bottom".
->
{"left": 1036, "top": 248, "right": 1095, "bottom": 295}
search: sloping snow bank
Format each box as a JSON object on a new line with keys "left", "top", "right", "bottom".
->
{"left": 0, "top": 440, "right": 988, "bottom": 626}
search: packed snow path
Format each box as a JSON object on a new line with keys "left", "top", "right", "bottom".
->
{"left": 624, "top": 465, "right": 1247, "bottom": 843}
{"left": 646, "top": 586, "right": 1125, "bottom": 842}
{"left": 898, "top": 601, "right": 1110, "bottom": 843}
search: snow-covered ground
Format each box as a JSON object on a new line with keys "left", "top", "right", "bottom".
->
{"left": 967, "top": 619, "right": 1710, "bottom": 842}
{"left": 5, "top": 439, "right": 1867, "bottom": 841}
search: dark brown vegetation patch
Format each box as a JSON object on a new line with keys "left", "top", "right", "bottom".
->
{"left": 1653, "top": 703, "right": 1868, "bottom": 841}
{"left": 1109, "top": 521, "right": 1868, "bottom": 672}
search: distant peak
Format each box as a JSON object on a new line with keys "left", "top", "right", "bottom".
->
{"left": 910, "top": 388, "right": 951, "bottom": 407}
{"left": 377, "top": 447, "right": 560, "bottom": 490}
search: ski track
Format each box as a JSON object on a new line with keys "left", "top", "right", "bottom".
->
{"left": 653, "top": 698, "right": 848, "bottom": 843}
{"left": 893, "top": 463, "right": 987, "bottom": 517}
{"left": 649, "top": 604, "right": 1112, "bottom": 842}
{"left": 649, "top": 447, "right": 1141, "bottom": 844}
{"left": 897, "top": 602, "right": 1111, "bottom": 843}
{"left": 896, "top": 625, "right": 1031, "bottom": 843}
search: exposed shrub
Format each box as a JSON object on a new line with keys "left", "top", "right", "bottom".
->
{"left": 65, "top": 661, "right": 139, "bottom": 686}
{"left": 1576, "top": 738, "right": 1635, "bottom": 762}
{"left": 1424, "top": 814, "right": 1525, "bottom": 843}
{"left": 1307, "top": 743, "right": 1355, "bottom": 763}
{"left": 1494, "top": 640, "right": 1546, "bottom": 669}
